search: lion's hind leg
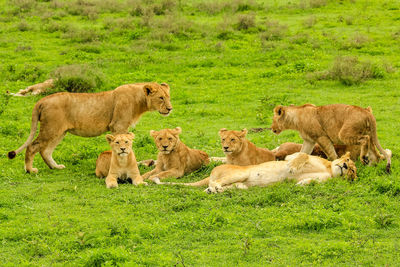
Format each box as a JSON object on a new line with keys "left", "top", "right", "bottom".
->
{"left": 287, "top": 153, "right": 310, "bottom": 174}
{"left": 40, "top": 132, "right": 67, "bottom": 170}
{"left": 296, "top": 173, "right": 332, "bottom": 185}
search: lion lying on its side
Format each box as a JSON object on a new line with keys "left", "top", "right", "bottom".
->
{"left": 271, "top": 104, "right": 391, "bottom": 173}
{"left": 154, "top": 152, "right": 357, "bottom": 193}
{"left": 96, "top": 133, "right": 145, "bottom": 188}
{"left": 10, "top": 79, "right": 55, "bottom": 96}
{"left": 219, "top": 128, "right": 275, "bottom": 165}
{"left": 142, "top": 127, "right": 210, "bottom": 180}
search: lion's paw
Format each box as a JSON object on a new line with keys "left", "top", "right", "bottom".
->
{"left": 106, "top": 181, "right": 118, "bottom": 189}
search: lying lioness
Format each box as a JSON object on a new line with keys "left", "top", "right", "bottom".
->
{"left": 154, "top": 152, "right": 357, "bottom": 193}
{"left": 96, "top": 133, "right": 145, "bottom": 188}
{"left": 8, "top": 82, "right": 172, "bottom": 173}
{"left": 219, "top": 128, "right": 275, "bottom": 165}
{"left": 272, "top": 142, "right": 392, "bottom": 164}
{"left": 142, "top": 127, "right": 210, "bottom": 180}
{"left": 271, "top": 104, "right": 391, "bottom": 173}
{"left": 10, "top": 79, "right": 55, "bottom": 96}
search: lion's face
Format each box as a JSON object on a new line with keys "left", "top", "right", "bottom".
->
{"left": 331, "top": 152, "right": 357, "bottom": 180}
{"left": 219, "top": 128, "right": 247, "bottom": 155}
{"left": 150, "top": 127, "right": 181, "bottom": 154}
{"left": 143, "top": 83, "right": 172, "bottom": 116}
{"left": 106, "top": 133, "right": 135, "bottom": 157}
{"left": 271, "top": 105, "right": 286, "bottom": 135}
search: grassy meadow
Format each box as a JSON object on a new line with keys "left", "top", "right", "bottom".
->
{"left": 1, "top": 0, "right": 400, "bottom": 265}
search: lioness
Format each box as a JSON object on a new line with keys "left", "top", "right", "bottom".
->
{"left": 96, "top": 133, "right": 145, "bottom": 188}
{"left": 154, "top": 152, "right": 357, "bottom": 193}
{"left": 8, "top": 82, "right": 172, "bottom": 173}
{"left": 219, "top": 128, "right": 275, "bottom": 165}
{"left": 10, "top": 79, "right": 55, "bottom": 96}
{"left": 271, "top": 104, "right": 391, "bottom": 173}
{"left": 142, "top": 127, "right": 210, "bottom": 180}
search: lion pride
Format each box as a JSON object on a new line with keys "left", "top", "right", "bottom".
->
{"left": 142, "top": 127, "right": 209, "bottom": 180}
{"left": 8, "top": 82, "right": 172, "bottom": 173}
{"left": 271, "top": 104, "right": 391, "bottom": 173}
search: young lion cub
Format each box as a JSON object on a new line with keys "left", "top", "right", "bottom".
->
{"left": 142, "top": 127, "right": 209, "bottom": 181}
{"left": 95, "top": 133, "right": 145, "bottom": 188}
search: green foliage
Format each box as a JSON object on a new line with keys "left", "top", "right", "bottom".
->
{"left": 51, "top": 65, "right": 104, "bottom": 93}
{"left": 1, "top": 0, "right": 400, "bottom": 265}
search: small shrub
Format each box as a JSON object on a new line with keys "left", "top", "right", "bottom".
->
{"left": 51, "top": 65, "right": 104, "bottom": 93}
{"left": 17, "top": 20, "right": 31, "bottom": 31}
{"left": 236, "top": 13, "right": 256, "bottom": 31}
{"left": 308, "top": 56, "right": 386, "bottom": 86}
{"left": 62, "top": 27, "right": 103, "bottom": 43}
{"left": 8, "top": 64, "right": 44, "bottom": 82}
{"left": 46, "top": 21, "right": 69, "bottom": 33}
{"left": 309, "top": 0, "right": 327, "bottom": 8}
{"left": 373, "top": 212, "right": 394, "bottom": 228}
{"left": 260, "top": 20, "right": 287, "bottom": 41}
{"left": 341, "top": 34, "right": 370, "bottom": 49}
{"left": 290, "top": 33, "right": 309, "bottom": 44}
{"left": 15, "top": 45, "right": 32, "bottom": 52}
{"left": 303, "top": 16, "right": 317, "bottom": 28}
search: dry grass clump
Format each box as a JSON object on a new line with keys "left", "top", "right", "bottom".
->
{"left": 46, "top": 21, "right": 69, "bottom": 33}
{"left": 196, "top": 0, "right": 260, "bottom": 15}
{"left": 235, "top": 13, "right": 256, "bottom": 31}
{"left": 299, "top": 0, "right": 327, "bottom": 9}
{"left": 303, "top": 16, "right": 317, "bottom": 28}
{"left": 51, "top": 64, "right": 104, "bottom": 93}
{"left": 341, "top": 34, "right": 371, "bottom": 49}
{"left": 260, "top": 20, "right": 287, "bottom": 41}
{"left": 307, "top": 56, "right": 386, "bottom": 86}
{"left": 62, "top": 26, "right": 103, "bottom": 43}
{"left": 17, "top": 20, "right": 31, "bottom": 31}
{"left": 130, "top": 0, "right": 177, "bottom": 16}
{"left": 154, "top": 15, "right": 197, "bottom": 39}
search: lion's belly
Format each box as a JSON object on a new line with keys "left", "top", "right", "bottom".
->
{"left": 245, "top": 162, "right": 289, "bottom": 187}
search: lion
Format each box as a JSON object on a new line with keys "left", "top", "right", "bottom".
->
{"left": 96, "top": 133, "right": 145, "bottom": 188}
{"left": 219, "top": 128, "right": 275, "bottom": 165}
{"left": 10, "top": 79, "right": 55, "bottom": 96}
{"left": 270, "top": 104, "right": 391, "bottom": 173}
{"left": 8, "top": 82, "right": 172, "bottom": 173}
{"left": 154, "top": 152, "right": 357, "bottom": 193}
{"left": 142, "top": 127, "right": 210, "bottom": 180}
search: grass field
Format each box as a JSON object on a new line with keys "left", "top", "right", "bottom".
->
{"left": 1, "top": 0, "right": 400, "bottom": 265}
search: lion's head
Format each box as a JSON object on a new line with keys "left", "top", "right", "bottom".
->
{"left": 271, "top": 105, "right": 287, "bottom": 135}
{"left": 331, "top": 152, "right": 357, "bottom": 180}
{"left": 219, "top": 128, "right": 248, "bottom": 155}
{"left": 150, "top": 127, "right": 181, "bottom": 154}
{"left": 106, "top": 133, "right": 135, "bottom": 157}
{"left": 143, "top": 82, "right": 172, "bottom": 116}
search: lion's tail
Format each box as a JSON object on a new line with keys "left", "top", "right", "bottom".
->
{"left": 370, "top": 115, "right": 391, "bottom": 173}
{"left": 152, "top": 177, "right": 210, "bottom": 187}
{"left": 8, "top": 103, "right": 40, "bottom": 159}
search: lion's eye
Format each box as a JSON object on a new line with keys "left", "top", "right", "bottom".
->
{"left": 168, "top": 138, "right": 172, "bottom": 141}
{"left": 231, "top": 139, "right": 235, "bottom": 142}
{"left": 116, "top": 141, "right": 119, "bottom": 144}
{"left": 125, "top": 141, "right": 128, "bottom": 144}
{"left": 160, "top": 97, "right": 164, "bottom": 100}
{"left": 222, "top": 139, "right": 225, "bottom": 142}
{"left": 159, "top": 138, "right": 162, "bottom": 140}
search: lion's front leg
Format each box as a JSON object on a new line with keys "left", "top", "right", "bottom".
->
{"left": 316, "top": 136, "right": 338, "bottom": 160}
{"left": 105, "top": 173, "right": 119, "bottom": 188}
{"left": 109, "top": 98, "right": 132, "bottom": 134}
{"left": 296, "top": 173, "right": 332, "bottom": 185}
{"left": 300, "top": 139, "right": 316, "bottom": 154}
{"left": 150, "top": 168, "right": 185, "bottom": 180}
{"left": 142, "top": 168, "right": 160, "bottom": 180}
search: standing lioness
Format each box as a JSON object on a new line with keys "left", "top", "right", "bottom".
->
{"left": 271, "top": 104, "right": 391, "bottom": 173}
{"left": 8, "top": 82, "right": 172, "bottom": 173}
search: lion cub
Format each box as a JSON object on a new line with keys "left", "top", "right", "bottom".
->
{"left": 142, "top": 127, "right": 209, "bottom": 181}
{"left": 219, "top": 128, "right": 275, "bottom": 166}
{"left": 96, "top": 133, "right": 145, "bottom": 188}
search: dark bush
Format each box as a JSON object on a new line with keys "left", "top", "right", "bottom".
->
{"left": 51, "top": 65, "right": 104, "bottom": 93}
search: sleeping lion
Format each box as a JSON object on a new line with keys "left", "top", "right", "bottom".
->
{"left": 154, "top": 152, "right": 357, "bottom": 193}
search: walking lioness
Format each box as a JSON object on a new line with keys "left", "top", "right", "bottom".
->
{"left": 8, "top": 82, "right": 172, "bottom": 173}
{"left": 271, "top": 104, "right": 391, "bottom": 173}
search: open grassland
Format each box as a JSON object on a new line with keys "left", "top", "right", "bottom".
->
{"left": 1, "top": 0, "right": 400, "bottom": 265}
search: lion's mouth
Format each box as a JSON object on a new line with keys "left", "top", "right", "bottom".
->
{"left": 118, "top": 151, "right": 128, "bottom": 156}
{"left": 159, "top": 111, "right": 170, "bottom": 116}
{"left": 223, "top": 150, "right": 232, "bottom": 154}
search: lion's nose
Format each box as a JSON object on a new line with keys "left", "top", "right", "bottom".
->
{"left": 120, "top": 148, "right": 126, "bottom": 151}
{"left": 166, "top": 107, "right": 172, "bottom": 111}
{"left": 224, "top": 146, "right": 229, "bottom": 150}
{"left": 163, "top": 145, "right": 168, "bottom": 149}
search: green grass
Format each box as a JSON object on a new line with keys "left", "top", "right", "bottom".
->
{"left": 1, "top": 0, "right": 400, "bottom": 265}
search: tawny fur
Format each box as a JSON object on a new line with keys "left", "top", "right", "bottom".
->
{"left": 270, "top": 104, "right": 391, "bottom": 173}
{"left": 155, "top": 152, "right": 357, "bottom": 193}
{"left": 219, "top": 128, "right": 275, "bottom": 166}
{"left": 142, "top": 127, "right": 210, "bottom": 180}
{"left": 8, "top": 82, "right": 172, "bottom": 174}
{"left": 10, "top": 79, "right": 55, "bottom": 96}
{"left": 97, "top": 133, "right": 145, "bottom": 188}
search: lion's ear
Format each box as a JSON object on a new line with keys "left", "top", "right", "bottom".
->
{"left": 274, "top": 105, "right": 285, "bottom": 116}
{"left": 173, "top": 127, "right": 182, "bottom": 135}
{"left": 150, "top": 130, "right": 158, "bottom": 138}
{"left": 366, "top": 106, "right": 373, "bottom": 113}
{"left": 238, "top": 128, "right": 248, "bottom": 138}
{"left": 143, "top": 84, "right": 157, "bottom": 96}
{"left": 160, "top": 83, "right": 170, "bottom": 90}
{"left": 128, "top": 132, "right": 135, "bottom": 140}
{"left": 218, "top": 128, "right": 227, "bottom": 136}
{"left": 106, "top": 134, "right": 115, "bottom": 143}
